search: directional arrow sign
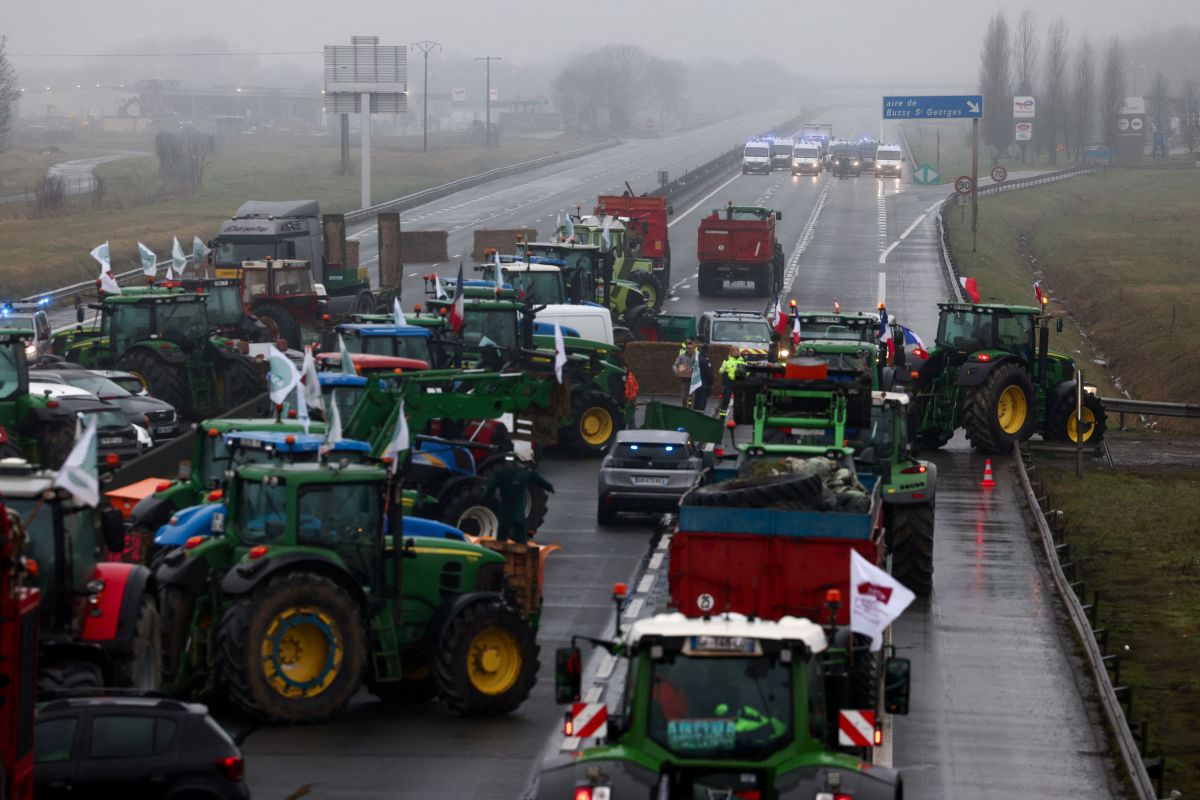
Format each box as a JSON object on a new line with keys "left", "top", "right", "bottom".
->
{"left": 883, "top": 95, "right": 985, "bottom": 120}
{"left": 913, "top": 162, "right": 940, "bottom": 185}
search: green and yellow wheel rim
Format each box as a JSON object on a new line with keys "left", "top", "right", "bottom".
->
{"left": 996, "top": 386, "right": 1028, "bottom": 434}
{"left": 1067, "top": 407, "right": 1097, "bottom": 442}
{"left": 580, "top": 407, "right": 614, "bottom": 446}
{"left": 466, "top": 627, "right": 521, "bottom": 696}
{"left": 261, "top": 607, "right": 342, "bottom": 698}
{"left": 640, "top": 282, "right": 658, "bottom": 307}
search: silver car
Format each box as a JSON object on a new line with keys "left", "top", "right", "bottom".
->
{"left": 597, "top": 430, "right": 705, "bottom": 524}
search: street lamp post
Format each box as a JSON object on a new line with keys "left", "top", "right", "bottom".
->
{"left": 474, "top": 55, "right": 502, "bottom": 148}
{"left": 410, "top": 40, "right": 441, "bottom": 153}
{"left": 1131, "top": 63, "right": 1148, "bottom": 94}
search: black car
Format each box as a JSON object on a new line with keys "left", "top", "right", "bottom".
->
{"left": 29, "top": 385, "right": 146, "bottom": 470}
{"left": 34, "top": 369, "right": 180, "bottom": 440}
{"left": 35, "top": 695, "right": 249, "bottom": 799}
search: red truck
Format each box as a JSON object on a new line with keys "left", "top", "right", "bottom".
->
{"left": 696, "top": 203, "right": 784, "bottom": 297}
{"left": 595, "top": 194, "right": 672, "bottom": 284}
{"left": 1, "top": 504, "right": 39, "bottom": 800}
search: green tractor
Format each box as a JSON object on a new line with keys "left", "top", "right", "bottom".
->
{"left": 566, "top": 214, "right": 667, "bottom": 309}
{"left": 913, "top": 302, "right": 1107, "bottom": 452}
{"left": 154, "top": 459, "right": 540, "bottom": 722}
{"left": 54, "top": 288, "right": 264, "bottom": 422}
{"left": 0, "top": 331, "right": 79, "bottom": 467}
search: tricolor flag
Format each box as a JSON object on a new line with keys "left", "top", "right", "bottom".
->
{"left": 1034, "top": 281, "right": 1046, "bottom": 306}
{"left": 138, "top": 242, "right": 157, "bottom": 279}
{"left": 899, "top": 325, "right": 926, "bottom": 354}
{"left": 382, "top": 401, "right": 410, "bottom": 474}
{"left": 553, "top": 323, "right": 568, "bottom": 384}
{"left": 792, "top": 314, "right": 801, "bottom": 347}
{"left": 772, "top": 298, "right": 787, "bottom": 334}
{"left": 878, "top": 307, "right": 894, "bottom": 362}
{"left": 53, "top": 417, "right": 99, "bottom": 508}
{"left": 448, "top": 263, "right": 466, "bottom": 334}
{"left": 959, "top": 276, "right": 980, "bottom": 304}
{"left": 849, "top": 550, "right": 915, "bottom": 652}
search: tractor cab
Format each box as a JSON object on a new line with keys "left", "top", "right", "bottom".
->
{"left": 327, "top": 323, "right": 436, "bottom": 365}
{"left": 0, "top": 331, "right": 78, "bottom": 467}
{"left": 159, "top": 277, "right": 256, "bottom": 335}
{"left": 473, "top": 258, "right": 568, "bottom": 306}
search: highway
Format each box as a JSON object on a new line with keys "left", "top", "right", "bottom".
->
{"left": 213, "top": 106, "right": 1124, "bottom": 798}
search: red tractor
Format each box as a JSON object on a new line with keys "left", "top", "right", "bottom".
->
{"left": 237, "top": 258, "right": 327, "bottom": 349}
{"left": 1, "top": 503, "right": 39, "bottom": 800}
{"left": 696, "top": 202, "right": 784, "bottom": 297}
{"left": 595, "top": 193, "right": 672, "bottom": 284}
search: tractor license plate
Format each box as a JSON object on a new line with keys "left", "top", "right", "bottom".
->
{"left": 153, "top": 425, "right": 175, "bottom": 436}
{"left": 101, "top": 437, "right": 124, "bottom": 445}
{"left": 632, "top": 476, "right": 669, "bottom": 486}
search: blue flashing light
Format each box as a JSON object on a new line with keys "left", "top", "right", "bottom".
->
{"left": 629, "top": 444, "right": 639, "bottom": 450}
{"left": 664, "top": 445, "right": 675, "bottom": 452}
{"left": 38, "top": 297, "right": 51, "bottom": 307}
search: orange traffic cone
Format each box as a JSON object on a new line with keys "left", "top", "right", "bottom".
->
{"left": 980, "top": 458, "right": 997, "bottom": 488}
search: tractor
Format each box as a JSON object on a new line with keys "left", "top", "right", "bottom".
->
{"left": 566, "top": 214, "right": 667, "bottom": 309}
{"left": 0, "top": 459, "right": 161, "bottom": 693}
{"left": 912, "top": 302, "right": 1107, "bottom": 452}
{"left": 0, "top": 502, "right": 40, "bottom": 800}
{"left": 55, "top": 288, "right": 264, "bottom": 422}
{"left": 154, "top": 459, "right": 540, "bottom": 722}
{"left": 0, "top": 331, "right": 80, "bottom": 468}
{"left": 237, "top": 258, "right": 328, "bottom": 349}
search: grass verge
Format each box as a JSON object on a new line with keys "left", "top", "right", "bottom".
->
{"left": 1041, "top": 465, "right": 1200, "bottom": 796}
{"left": 0, "top": 132, "right": 588, "bottom": 297}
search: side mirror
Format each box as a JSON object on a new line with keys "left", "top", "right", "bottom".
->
{"left": 555, "top": 646, "right": 582, "bottom": 704}
{"left": 99, "top": 508, "right": 127, "bottom": 554}
{"left": 76, "top": 304, "right": 85, "bottom": 324}
{"left": 1056, "top": 318, "right": 1063, "bottom": 333}
{"left": 178, "top": 460, "right": 192, "bottom": 480}
{"left": 884, "top": 656, "right": 911, "bottom": 715}
{"left": 775, "top": 210, "right": 783, "bottom": 221}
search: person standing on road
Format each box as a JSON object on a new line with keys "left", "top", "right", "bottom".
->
{"left": 693, "top": 344, "right": 714, "bottom": 413}
{"left": 674, "top": 340, "right": 696, "bottom": 407}
{"left": 718, "top": 347, "right": 745, "bottom": 419}
{"left": 481, "top": 454, "right": 555, "bottom": 544}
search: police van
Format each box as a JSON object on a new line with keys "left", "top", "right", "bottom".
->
{"left": 875, "top": 143, "right": 904, "bottom": 178}
{"left": 741, "top": 140, "right": 772, "bottom": 174}
{"left": 790, "top": 141, "right": 823, "bottom": 175}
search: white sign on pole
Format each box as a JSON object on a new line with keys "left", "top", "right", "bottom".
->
{"left": 1013, "top": 96, "right": 1036, "bottom": 119}
{"left": 489, "top": 88, "right": 498, "bottom": 102}
{"left": 1015, "top": 121, "right": 1033, "bottom": 141}
{"left": 451, "top": 87, "right": 466, "bottom": 106}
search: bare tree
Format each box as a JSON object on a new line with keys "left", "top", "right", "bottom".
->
{"left": 978, "top": 12, "right": 1013, "bottom": 157}
{"left": 1040, "top": 18, "right": 1070, "bottom": 165}
{"left": 1013, "top": 9, "right": 1039, "bottom": 162}
{"left": 0, "top": 37, "right": 19, "bottom": 159}
{"left": 1099, "top": 37, "right": 1126, "bottom": 149}
{"left": 1148, "top": 72, "right": 1170, "bottom": 150}
{"left": 553, "top": 45, "right": 669, "bottom": 134}
{"left": 1068, "top": 38, "right": 1095, "bottom": 162}
{"left": 1183, "top": 79, "right": 1199, "bottom": 155}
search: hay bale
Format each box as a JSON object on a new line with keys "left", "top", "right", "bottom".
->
{"left": 400, "top": 230, "right": 448, "bottom": 263}
{"left": 473, "top": 229, "right": 537, "bottom": 260}
{"left": 623, "top": 340, "right": 734, "bottom": 397}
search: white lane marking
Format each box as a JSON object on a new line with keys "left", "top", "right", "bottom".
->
{"left": 637, "top": 574, "right": 656, "bottom": 594}
{"left": 667, "top": 172, "right": 743, "bottom": 230}
{"left": 623, "top": 597, "right": 644, "bottom": 619}
{"left": 878, "top": 272, "right": 887, "bottom": 307}
{"left": 878, "top": 207, "right": 930, "bottom": 265}
{"left": 648, "top": 552, "right": 664, "bottom": 571}
{"left": 657, "top": 534, "right": 672, "bottom": 551}
{"left": 924, "top": 199, "right": 942, "bottom": 213}
{"left": 899, "top": 213, "right": 926, "bottom": 240}
{"left": 878, "top": 241, "right": 900, "bottom": 264}
{"left": 878, "top": 709, "right": 894, "bottom": 767}
{"left": 781, "top": 176, "right": 831, "bottom": 293}
{"left": 596, "top": 653, "right": 617, "bottom": 680}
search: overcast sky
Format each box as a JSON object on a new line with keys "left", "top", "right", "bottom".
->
{"left": 6, "top": 0, "right": 1200, "bottom": 85}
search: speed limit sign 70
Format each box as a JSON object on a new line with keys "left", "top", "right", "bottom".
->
{"left": 991, "top": 166, "right": 1007, "bottom": 182}
{"left": 955, "top": 176, "right": 974, "bottom": 195}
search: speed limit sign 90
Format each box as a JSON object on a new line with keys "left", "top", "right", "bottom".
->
{"left": 955, "top": 176, "right": 974, "bottom": 195}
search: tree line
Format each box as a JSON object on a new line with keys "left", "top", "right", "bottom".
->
{"left": 553, "top": 44, "right": 686, "bottom": 134}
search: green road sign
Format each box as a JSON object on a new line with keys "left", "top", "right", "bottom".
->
{"left": 913, "top": 162, "right": 940, "bottom": 185}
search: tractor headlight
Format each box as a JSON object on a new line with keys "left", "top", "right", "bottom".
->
{"left": 777, "top": 348, "right": 790, "bottom": 359}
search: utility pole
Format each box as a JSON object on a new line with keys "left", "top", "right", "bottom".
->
{"left": 475, "top": 55, "right": 502, "bottom": 148}
{"left": 410, "top": 40, "right": 441, "bottom": 153}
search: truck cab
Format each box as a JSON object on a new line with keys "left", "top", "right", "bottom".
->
{"left": 213, "top": 200, "right": 322, "bottom": 276}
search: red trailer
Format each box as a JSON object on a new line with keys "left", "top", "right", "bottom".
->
{"left": 595, "top": 194, "right": 672, "bottom": 283}
{"left": 696, "top": 203, "right": 785, "bottom": 297}
{"left": 1, "top": 504, "right": 39, "bottom": 800}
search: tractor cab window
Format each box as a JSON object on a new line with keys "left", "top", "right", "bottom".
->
{"left": 157, "top": 301, "right": 208, "bottom": 344}
{"left": 937, "top": 310, "right": 995, "bottom": 353}
{"left": 507, "top": 271, "right": 565, "bottom": 305}
{"left": 360, "top": 335, "right": 433, "bottom": 363}
{"left": 0, "top": 341, "right": 23, "bottom": 399}
{"left": 297, "top": 482, "right": 380, "bottom": 586}
{"left": 324, "top": 386, "right": 364, "bottom": 422}
{"left": 205, "top": 286, "right": 244, "bottom": 327}
{"left": 463, "top": 310, "right": 517, "bottom": 351}
{"left": 995, "top": 314, "right": 1034, "bottom": 354}
{"left": 239, "top": 479, "right": 289, "bottom": 545}
{"left": 242, "top": 268, "right": 270, "bottom": 302}
{"left": 110, "top": 305, "right": 154, "bottom": 354}
{"left": 274, "top": 268, "right": 315, "bottom": 297}
{"left": 200, "top": 436, "right": 232, "bottom": 482}
{"left": 647, "top": 653, "right": 792, "bottom": 760}
{"left": 806, "top": 657, "right": 826, "bottom": 743}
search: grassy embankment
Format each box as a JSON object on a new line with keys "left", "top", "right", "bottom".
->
{"left": 945, "top": 167, "right": 1200, "bottom": 795}
{"left": 0, "top": 131, "right": 584, "bottom": 296}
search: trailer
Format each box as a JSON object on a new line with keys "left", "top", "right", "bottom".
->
{"left": 696, "top": 203, "right": 784, "bottom": 297}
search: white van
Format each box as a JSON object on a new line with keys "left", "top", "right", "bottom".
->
{"left": 741, "top": 140, "right": 772, "bottom": 175}
{"left": 875, "top": 144, "right": 904, "bottom": 178}
{"left": 534, "top": 304, "right": 615, "bottom": 346}
{"left": 791, "top": 142, "right": 823, "bottom": 175}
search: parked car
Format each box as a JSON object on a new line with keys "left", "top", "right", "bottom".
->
{"left": 29, "top": 382, "right": 150, "bottom": 467}
{"left": 0, "top": 301, "right": 53, "bottom": 359}
{"left": 97, "top": 368, "right": 150, "bottom": 396}
{"left": 34, "top": 694, "right": 250, "bottom": 799}
{"left": 34, "top": 369, "right": 180, "bottom": 440}
{"left": 597, "top": 429, "right": 705, "bottom": 524}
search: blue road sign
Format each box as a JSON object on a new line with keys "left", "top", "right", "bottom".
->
{"left": 883, "top": 95, "right": 984, "bottom": 120}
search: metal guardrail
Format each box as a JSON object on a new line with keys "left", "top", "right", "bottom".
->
{"left": 1015, "top": 445, "right": 1163, "bottom": 799}
{"left": 977, "top": 165, "right": 1094, "bottom": 196}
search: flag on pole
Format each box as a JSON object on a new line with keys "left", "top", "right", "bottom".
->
{"left": 555, "top": 212, "right": 563, "bottom": 241}
{"left": 170, "top": 236, "right": 186, "bottom": 279}
{"left": 601, "top": 216, "right": 612, "bottom": 252}
{"left": 878, "top": 307, "right": 894, "bottom": 362}
{"left": 772, "top": 298, "right": 787, "bottom": 334}
{"left": 689, "top": 351, "right": 703, "bottom": 397}
{"left": 382, "top": 401, "right": 410, "bottom": 474}
{"left": 849, "top": 550, "right": 915, "bottom": 652}
{"left": 266, "top": 345, "right": 299, "bottom": 407}
{"left": 138, "top": 242, "right": 157, "bottom": 279}
{"left": 192, "top": 236, "right": 210, "bottom": 268}
{"left": 300, "top": 346, "right": 324, "bottom": 430}
{"left": 959, "top": 276, "right": 980, "bottom": 304}
{"left": 493, "top": 249, "right": 504, "bottom": 289}
{"left": 564, "top": 213, "right": 576, "bottom": 243}
{"left": 448, "top": 263, "right": 466, "bottom": 334}
{"left": 393, "top": 297, "right": 408, "bottom": 327}
{"left": 89, "top": 241, "right": 111, "bottom": 272}
{"left": 792, "top": 314, "right": 801, "bottom": 347}
{"left": 295, "top": 379, "right": 310, "bottom": 433}
{"left": 53, "top": 417, "right": 100, "bottom": 508}
{"left": 553, "top": 323, "right": 568, "bottom": 384}
{"left": 1034, "top": 281, "right": 1046, "bottom": 306}
{"left": 433, "top": 273, "right": 447, "bottom": 300}
{"left": 899, "top": 325, "right": 926, "bottom": 351}
{"left": 337, "top": 334, "right": 355, "bottom": 375}
{"left": 320, "top": 391, "right": 343, "bottom": 457}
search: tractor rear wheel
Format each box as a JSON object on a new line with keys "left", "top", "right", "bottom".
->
{"left": 218, "top": 572, "right": 366, "bottom": 723}
{"left": 118, "top": 349, "right": 189, "bottom": 417}
{"left": 963, "top": 363, "right": 1036, "bottom": 453}
{"left": 434, "top": 599, "right": 538, "bottom": 715}
{"left": 352, "top": 290, "right": 376, "bottom": 315}
{"left": 629, "top": 269, "right": 665, "bottom": 310}
{"left": 889, "top": 504, "right": 935, "bottom": 597}
{"left": 39, "top": 661, "right": 103, "bottom": 695}
{"left": 624, "top": 305, "right": 661, "bottom": 341}
{"left": 111, "top": 595, "right": 162, "bottom": 691}
{"left": 561, "top": 390, "right": 623, "bottom": 456}
{"left": 1047, "top": 392, "right": 1107, "bottom": 444}
{"left": 254, "top": 303, "right": 302, "bottom": 351}
{"left": 158, "top": 584, "right": 197, "bottom": 685}
{"left": 697, "top": 269, "right": 719, "bottom": 297}
{"left": 220, "top": 356, "right": 264, "bottom": 409}
{"left": 438, "top": 480, "right": 501, "bottom": 537}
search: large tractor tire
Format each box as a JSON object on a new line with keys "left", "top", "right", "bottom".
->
{"left": 39, "top": 661, "right": 103, "bottom": 695}
{"left": 963, "top": 362, "right": 1036, "bottom": 453}
{"left": 438, "top": 479, "right": 501, "bottom": 538}
{"left": 772, "top": 243, "right": 786, "bottom": 293}
{"left": 111, "top": 594, "right": 163, "bottom": 691}
{"left": 433, "top": 599, "right": 538, "bottom": 716}
{"left": 352, "top": 290, "right": 376, "bottom": 315}
{"left": 478, "top": 459, "right": 549, "bottom": 532}
{"left": 753, "top": 263, "right": 772, "bottom": 297}
{"left": 1046, "top": 392, "right": 1107, "bottom": 445}
{"left": 561, "top": 390, "right": 623, "bottom": 456}
{"left": 218, "top": 572, "right": 366, "bottom": 723}
{"left": 221, "top": 355, "right": 264, "bottom": 409}
{"left": 158, "top": 583, "right": 197, "bottom": 685}
{"left": 254, "top": 303, "right": 303, "bottom": 351}
{"left": 629, "top": 269, "right": 665, "bottom": 310}
{"left": 624, "top": 305, "right": 661, "bottom": 342}
{"left": 889, "top": 503, "right": 935, "bottom": 597}
{"left": 118, "top": 349, "right": 189, "bottom": 416}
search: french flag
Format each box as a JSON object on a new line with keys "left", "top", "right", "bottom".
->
{"left": 773, "top": 298, "right": 788, "bottom": 334}
{"left": 900, "top": 325, "right": 928, "bottom": 359}
{"left": 448, "top": 262, "right": 466, "bottom": 334}
{"left": 792, "top": 314, "right": 801, "bottom": 346}
{"left": 879, "top": 307, "right": 895, "bottom": 361}
{"left": 959, "top": 276, "right": 980, "bottom": 304}
{"left": 1034, "top": 281, "right": 1046, "bottom": 306}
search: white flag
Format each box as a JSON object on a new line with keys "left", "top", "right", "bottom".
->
{"left": 601, "top": 216, "right": 612, "bottom": 252}
{"left": 555, "top": 212, "right": 563, "bottom": 240}
{"left": 295, "top": 379, "right": 310, "bottom": 434}
{"left": 320, "top": 391, "right": 343, "bottom": 456}
{"left": 553, "top": 323, "right": 568, "bottom": 384}
{"left": 493, "top": 249, "right": 504, "bottom": 286}
{"left": 689, "top": 351, "right": 703, "bottom": 396}
{"left": 383, "top": 400, "right": 410, "bottom": 474}
{"left": 138, "top": 242, "right": 157, "bottom": 278}
{"left": 266, "top": 344, "right": 299, "bottom": 407}
{"left": 301, "top": 345, "right": 325, "bottom": 416}
{"left": 849, "top": 550, "right": 916, "bottom": 652}
{"left": 192, "top": 235, "right": 210, "bottom": 268}
{"left": 171, "top": 236, "right": 187, "bottom": 278}
{"left": 89, "top": 241, "right": 111, "bottom": 272}
{"left": 433, "top": 273, "right": 447, "bottom": 300}
{"left": 564, "top": 213, "right": 575, "bottom": 243}
{"left": 53, "top": 417, "right": 99, "bottom": 508}
{"left": 393, "top": 297, "right": 408, "bottom": 327}
{"left": 337, "top": 333, "right": 355, "bottom": 374}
